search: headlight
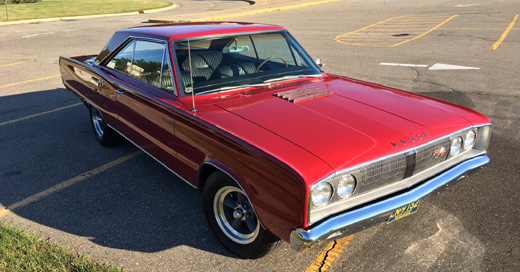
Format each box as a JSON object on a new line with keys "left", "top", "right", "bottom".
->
{"left": 337, "top": 174, "right": 356, "bottom": 199}
{"left": 450, "top": 137, "right": 463, "bottom": 156}
{"left": 311, "top": 182, "right": 332, "bottom": 208}
{"left": 464, "top": 130, "right": 476, "bottom": 150}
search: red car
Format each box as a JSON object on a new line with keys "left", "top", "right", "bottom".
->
{"left": 59, "top": 22, "right": 491, "bottom": 259}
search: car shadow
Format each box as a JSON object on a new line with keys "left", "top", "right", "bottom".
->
{"left": 0, "top": 88, "right": 236, "bottom": 257}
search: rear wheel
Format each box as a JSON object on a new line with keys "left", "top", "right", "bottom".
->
{"left": 203, "top": 171, "right": 281, "bottom": 259}
{"left": 89, "top": 106, "right": 122, "bottom": 147}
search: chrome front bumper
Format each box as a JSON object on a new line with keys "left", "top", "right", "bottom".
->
{"left": 290, "top": 155, "right": 489, "bottom": 252}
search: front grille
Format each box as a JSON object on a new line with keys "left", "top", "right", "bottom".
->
{"left": 415, "top": 138, "right": 450, "bottom": 173}
{"left": 351, "top": 138, "right": 451, "bottom": 195}
{"left": 350, "top": 153, "right": 407, "bottom": 194}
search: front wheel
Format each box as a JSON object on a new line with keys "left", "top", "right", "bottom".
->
{"left": 203, "top": 171, "right": 281, "bottom": 259}
{"left": 89, "top": 106, "right": 122, "bottom": 147}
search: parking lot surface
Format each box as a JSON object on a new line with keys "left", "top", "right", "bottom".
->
{"left": 1, "top": 0, "right": 519, "bottom": 271}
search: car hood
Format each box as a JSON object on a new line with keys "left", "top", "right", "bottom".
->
{"left": 210, "top": 75, "right": 480, "bottom": 171}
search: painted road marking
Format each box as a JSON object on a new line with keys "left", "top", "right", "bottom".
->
{"left": 335, "top": 14, "right": 458, "bottom": 47}
{"left": 455, "top": 4, "right": 479, "bottom": 7}
{"left": 0, "top": 151, "right": 143, "bottom": 219}
{"left": 0, "top": 62, "right": 24, "bottom": 68}
{"left": 304, "top": 236, "right": 354, "bottom": 272}
{"left": 0, "top": 75, "right": 61, "bottom": 89}
{"left": 380, "top": 63, "right": 480, "bottom": 70}
{"left": 358, "top": 0, "right": 444, "bottom": 5}
{"left": 0, "top": 103, "right": 82, "bottom": 126}
{"left": 380, "top": 63, "right": 428, "bottom": 67}
{"left": 429, "top": 63, "right": 480, "bottom": 70}
{"left": 22, "top": 32, "right": 55, "bottom": 38}
{"left": 150, "top": 0, "right": 343, "bottom": 23}
{"left": 490, "top": 14, "right": 519, "bottom": 51}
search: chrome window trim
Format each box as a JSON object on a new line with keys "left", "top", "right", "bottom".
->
{"left": 171, "top": 29, "right": 288, "bottom": 43}
{"left": 99, "top": 36, "right": 177, "bottom": 94}
{"left": 308, "top": 124, "right": 491, "bottom": 224}
{"left": 170, "top": 30, "right": 321, "bottom": 96}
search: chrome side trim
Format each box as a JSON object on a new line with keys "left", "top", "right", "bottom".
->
{"left": 291, "top": 155, "right": 489, "bottom": 252}
{"left": 106, "top": 123, "right": 197, "bottom": 189}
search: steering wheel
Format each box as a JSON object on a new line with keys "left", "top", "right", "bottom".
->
{"left": 255, "top": 57, "right": 288, "bottom": 73}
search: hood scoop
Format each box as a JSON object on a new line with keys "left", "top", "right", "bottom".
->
{"left": 273, "top": 87, "right": 333, "bottom": 104}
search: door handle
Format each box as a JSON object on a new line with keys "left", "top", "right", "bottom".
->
{"left": 92, "top": 77, "right": 103, "bottom": 94}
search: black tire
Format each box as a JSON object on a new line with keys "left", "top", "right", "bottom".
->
{"left": 89, "top": 106, "right": 122, "bottom": 147}
{"left": 203, "top": 171, "right": 281, "bottom": 259}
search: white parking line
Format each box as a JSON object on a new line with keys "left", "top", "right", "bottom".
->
{"left": 380, "top": 63, "right": 480, "bottom": 70}
{"left": 455, "top": 4, "right": 479, "bottom": 7}
{"left": 380, "top": 63, "right": 428, "bottom": 67}
{"left": 22, "top": 32, "right": 55, "bottom": 38}
{"left": 429, "top": 63, "right": 480, "bottom": 70}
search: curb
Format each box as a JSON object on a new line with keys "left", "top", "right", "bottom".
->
{"left": 0, "top": 2, "right": 178, "bottom": 26}
{"left": 149, "top": 0, "right": 343, "bottom": 23}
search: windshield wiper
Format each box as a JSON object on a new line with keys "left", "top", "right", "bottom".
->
{"left": 196, "top": 83, "right": 269, "bottom": 95}
{"left": 262, "top": 74, "right": 322, "bottom": 84}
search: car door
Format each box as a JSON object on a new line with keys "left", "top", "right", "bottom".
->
{"left": 101, "top": 38, "right": 180, "bottom": 171}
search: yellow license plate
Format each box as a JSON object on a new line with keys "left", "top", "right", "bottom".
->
{"left": 387, "top": 200, "right": 421, "bottom": 224}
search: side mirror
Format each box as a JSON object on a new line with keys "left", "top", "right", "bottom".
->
{"left": 316, "top": 58, "right": 324, "bottom": 68}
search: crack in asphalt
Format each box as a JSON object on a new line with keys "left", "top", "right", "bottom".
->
{"left": 318, "top": 240, "right": 337, "bottom": 272}
{"left": 437, "top": 30, "right": 500, "bottom": 43}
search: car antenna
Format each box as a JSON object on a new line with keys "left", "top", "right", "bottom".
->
{"left": 188, "top": 38, "right": 196, "bottom": 113}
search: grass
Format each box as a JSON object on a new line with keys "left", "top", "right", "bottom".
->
{"left": 0, "top": 221, "right": 124, "bottom": 272}
{"left": 0, "top": 0, "right": 172, "bottom": 22}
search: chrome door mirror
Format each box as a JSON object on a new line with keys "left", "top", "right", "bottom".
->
{"left": 316, "top": 58, "right": 324, "bottom": 68}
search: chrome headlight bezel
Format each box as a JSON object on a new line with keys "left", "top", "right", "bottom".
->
{"left": 450, "top": 136, "right": 463, "bottom": 156}
{"left": 337, "top": 174, "right": 356, "bottom": 199}
{"left": 310, "top": 182, "right": 333, "bottom": 208}
{"left": 464, "top": 130, "right": 477, "bottom": 150}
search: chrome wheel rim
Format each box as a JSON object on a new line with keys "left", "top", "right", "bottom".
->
{"left": 214, "top": 186, "right": 259, "bottom": 244}
{"left": 91, "top": 108, "right": 104, "bottom": 137}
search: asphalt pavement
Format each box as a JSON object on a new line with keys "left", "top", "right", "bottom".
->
{"left": 1, "top": 0, "right": 519, "bottom": 271}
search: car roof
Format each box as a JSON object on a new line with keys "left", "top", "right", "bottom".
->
{"left": 95, "top": 22, "right": 285, "bottom": 64}
{"left": 119, "top": 22, "right": 286, "bottom": 40}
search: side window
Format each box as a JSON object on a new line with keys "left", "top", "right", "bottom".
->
{"left": 106, "top": 40, "right": 135, "bottom": 74}
{"left": 132, "top": 40, "right": 166, "bottom": 87}
{"left": 106, "top": 39, "right": 173, "bottom": 91}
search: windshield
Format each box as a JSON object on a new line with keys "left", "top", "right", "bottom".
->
{"left": 172, "top": 31, "right": 321, "bottom": 96}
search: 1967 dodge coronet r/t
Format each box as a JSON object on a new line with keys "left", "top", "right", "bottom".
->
{"left": 59, "top": 22, "right": 491, "bottom": 258}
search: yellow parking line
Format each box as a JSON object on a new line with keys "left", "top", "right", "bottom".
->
{"left": 335, "top": 16, "right": 401, "bottom": 42}
{"left": 304, "top": 236, "right": 354, "bottom": 272}
{"left": 0, "top": 151, "right": 143, "bottom": 219}
{"left": 391, "top": 14, "right": 458, "bottom": 47}
{"left": 490, "top": 14, "right": 519, "bottom": 50}
{"left": 0, "top": 103, "right": 82, "bottom": 126}
{"left": 336, "top": 15, "right": 458, "bottom": 47}
{"left": 0, "top": 75, "right": 61, "bottom": 89}
{"left": 441, "top": 27, "right": 516, "bottom": 30}
{"left": 0, "top": 62, "right": 24, "bottom": 68}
